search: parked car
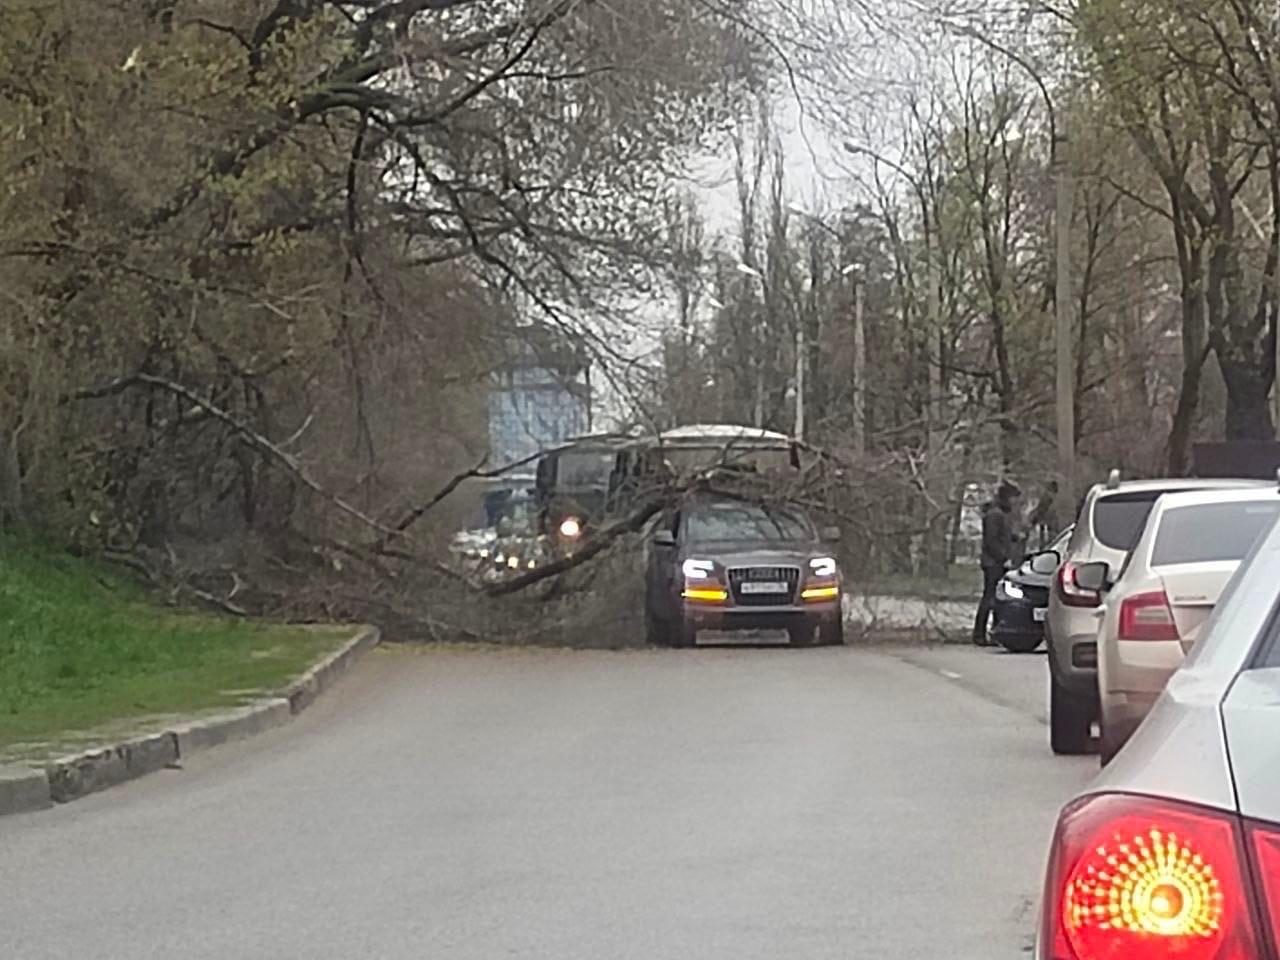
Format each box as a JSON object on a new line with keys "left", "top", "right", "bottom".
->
{"left": 991, "top": 526, "right": 1073, "bottom": 653}
{"left": 1036, "top": 501, "right": 1280, "bottom": 960}
{"left": 1045, "top": 474, "right": 1269, "bottom": 756}
{"left": 1075, "top": 487, "right": 1280, "bottom": 764}
{"left": 644, "top": 495, "right": 843, "bottom": 647}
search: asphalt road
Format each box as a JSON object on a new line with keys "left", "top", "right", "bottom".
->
{"left": 0, "top": 643, "right": 1095, "bottom": 960}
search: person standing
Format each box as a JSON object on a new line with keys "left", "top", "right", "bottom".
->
{"left": 972, "top": 480, "right": 1021, "bottom": 646}
{"left": 1026, "top": 479, "right": 1058, "bottom": 551}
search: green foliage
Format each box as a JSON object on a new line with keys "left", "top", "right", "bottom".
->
{"left": 0, "top": 535, "right": 343, "bottom": 750}
{"left": 0, "top": 1, "right": 749, "bottom": 547}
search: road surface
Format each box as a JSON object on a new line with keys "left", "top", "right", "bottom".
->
{"left": 0, "top": 643, "right": 1094, "bottom": 960}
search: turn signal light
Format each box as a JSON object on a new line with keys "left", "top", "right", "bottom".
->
{"left": 1248, "top": 824, "right": 1280, "bottom": 956}
{"left": 1057, "top": 562, "right": 1102, "bottom": 608}
{"left": 801, "top": 583, "right": 840, "bottom": 601}
{"left": 1118, "top": 590, "right": 1181, "bottom": 642}
{"left": 682, "top": 585, "right": 727, "bottom": 603}
{"left": 1043, "top": 794, "right": 1259, "bottom": 960}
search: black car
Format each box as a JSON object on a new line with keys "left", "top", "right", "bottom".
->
{"left": 644, "top": 496, "right": 843, "bottom": 647}
{"left": 990, "top": 526, "right": 1072, "bottom": 653}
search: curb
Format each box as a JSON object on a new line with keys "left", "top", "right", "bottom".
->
{"left": 0, "top": 624, "right": 380, "bottom": 817}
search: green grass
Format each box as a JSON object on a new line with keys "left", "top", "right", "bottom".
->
{"left": 0, "top": 537, "right": 345, "bottom": 752}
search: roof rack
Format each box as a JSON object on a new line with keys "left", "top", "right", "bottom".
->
{"left": 1106, "top": 468, "right": 1122, "bottom": 490}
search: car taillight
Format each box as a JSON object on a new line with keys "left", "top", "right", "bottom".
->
{"left": 1043, "top": 794, "right": 1261, "bottom": 960}
{"left": 1118, "top": 591, "right": 1181, "bottom": 642}
{"left": 1247, "top": 823, "right": 1280, "bottom": 955}
{"left": 1058, "top": 562, "right": 1102, "bottom": 608}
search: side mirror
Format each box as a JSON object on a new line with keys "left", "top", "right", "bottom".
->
{"left": 1072, "top": 561, "right": 1110, "bottom": 593}
{"left": 652, "top": 530, "right": 676, "bottom": 548}
{"left": 820, "top": 525, "right": 842, "bottom": 542}
{"left": 1029, "top": 550, "right": 1061, "bottom": 576}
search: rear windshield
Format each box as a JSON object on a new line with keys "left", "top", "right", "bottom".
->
{"left": 1092, "top": 492, "right": 1173, "bottom": 551}
{"left": 1151, "top": 500, "right": 1280, "bottom": 566}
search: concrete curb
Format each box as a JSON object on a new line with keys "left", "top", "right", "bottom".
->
{"left": 0, "top": 624, "right": 380, "bottom": 816}
{"left": 0, "top": 764, "right": 52, "bottom": 816}
{"left": 280, "top": 624, "right": 381, "bottom": 714}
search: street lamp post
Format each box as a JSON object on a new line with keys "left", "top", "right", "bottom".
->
{"left": 845, "top": 263, "right": 865, "bottom": 455}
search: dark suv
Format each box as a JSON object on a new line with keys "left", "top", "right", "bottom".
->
{"left": 644, "top": 496, "right": 843, "bottom": 647}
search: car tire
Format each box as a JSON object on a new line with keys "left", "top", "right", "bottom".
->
{"left": 668, "top": 616, "right": 696, "bottom": 648}
{"left": 996, "top": 630, "right": 1042, "bottom": 654}
{"left": 644, "top": 603, "right": 671, "bottom": 647}
{"left": 1098, "top": 722, "right": 1122, "bottom": 767}
{"left": 1098, "top": 711, "right": 1130, "bottom": 767}
{"left": 788, "top": 623, "right": 816, "bottom": 646}
{"left": 1050, "top": 671, "right": 1095, "bottom": 756}
{"left": 818, "top": 619, "right": 845, "bottom": 646}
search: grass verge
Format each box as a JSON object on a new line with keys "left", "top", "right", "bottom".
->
{"left": 0, "top": 537, "right": 346, "bottom": 752}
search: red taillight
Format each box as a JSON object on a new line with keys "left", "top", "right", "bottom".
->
{"left": 1058, "top": 562, "right": 1102, "bottom": 608}
{"left": 1043, "top": 794, "right": 1261, "bottom": 960}
{"left": 1248, "top": 823, "right": 1280, "bottom": 955}
{"left": 1119, "top": 591, "right": 1181, "bottom": 642}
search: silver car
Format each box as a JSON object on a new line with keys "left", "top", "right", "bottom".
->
{"left": 1037, "top": 504, "right": 1280, "bottom": 960}
{"left": 1045, "top": 475, "right": 1268, "bottom": 755}
{"left": 1078, "top": 488, "right": 1280, "bottom": 764}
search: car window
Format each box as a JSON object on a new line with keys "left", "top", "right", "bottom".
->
{"left": 684, "top": 503, "right": 812, "bottom": 542}
{"left": 1151, "top": 500, "right": 1280, "bottom": 566}
{"left": 1091, "top": 491, "right": 1174, "bottom": 551}
{"left": 556, "top": 452, "right": 615, "bottom": 488}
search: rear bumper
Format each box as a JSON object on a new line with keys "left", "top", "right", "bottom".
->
{"left": 1048, "top": 604, "right": 1104, "bottom": 700}
{"left": 1103, "top": 639, "right": 1184, "bottom": 698}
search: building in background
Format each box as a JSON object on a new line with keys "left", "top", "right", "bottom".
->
{"left": 476, "top": 326, "right": 593, "bottom": 529}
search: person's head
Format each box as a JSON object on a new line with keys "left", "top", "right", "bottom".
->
{"left": 997, "top": 479, "right": 1022, "bottom": 509}
{"left": 1044, "top": 479, "right": 1058, "bottom": 496}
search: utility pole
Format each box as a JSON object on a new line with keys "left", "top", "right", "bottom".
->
{"left": 853, "top": 275, "right": 866, "bottom": 455}
{"left": 794, "top": 322, "right": 806, "bottom": 441}
{"left": 1054, "top": 129, "right": 1075, "bottom": 507}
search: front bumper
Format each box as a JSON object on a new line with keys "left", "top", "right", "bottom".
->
{"left": 991, "top": 597, "right": 1046, "bottom": 642}
{"left": 683, "top": 599, "right": 841, "bottom": 631}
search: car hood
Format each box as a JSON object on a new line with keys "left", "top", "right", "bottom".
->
{"left": 683, "top": 540, "right": 818, "bottom": 565}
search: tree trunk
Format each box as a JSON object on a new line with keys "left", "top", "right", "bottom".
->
{"left": 1167, "top": 353, "right": 1205, "bottom": 476}
{"left": 1219, "top": 357, "right": 1276, "bottom": 440}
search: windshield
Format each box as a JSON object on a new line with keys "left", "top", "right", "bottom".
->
{"left": 661, "top": 445, "right": 793, "bottom": 475}
{"left": 1151, "top": 500, "right": 1280, "bottom": 566}
{"left": 684, "top": 502, "right": 813, "bottom": 542}
{"left": 556, "top": 451, "right": 615, "bottom": 489}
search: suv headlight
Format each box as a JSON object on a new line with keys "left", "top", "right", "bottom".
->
{"left": 999, "top": 579, "right": 1024, "bottom": 600}
{"left": 682, "top": 558, "right": 716, "bottom": 579}
{"left": 809, "top": 556, "right": 838, "bottom": 578}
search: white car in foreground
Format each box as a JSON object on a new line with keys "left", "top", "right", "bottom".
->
{"left": 1038, "top": 506, "right": 1280, "bottom": 959}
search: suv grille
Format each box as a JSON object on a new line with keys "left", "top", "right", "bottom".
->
{"left": 727, "top": 566, "right": 801, "bottom": 605}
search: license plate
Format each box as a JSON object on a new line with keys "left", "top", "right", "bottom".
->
{"left": 1033, "top": 607, "right": 1047, "bottom": 622}
{"left": 740, "top": 581, "right": 789, "bottom": 594}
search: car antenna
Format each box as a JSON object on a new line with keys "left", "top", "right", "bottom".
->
{"left": 1106, "top": 468, "right": 1121, "bottom": 490}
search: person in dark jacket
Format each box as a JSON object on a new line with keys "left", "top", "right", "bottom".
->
{"left": 972, "top": 480, "right": 1022, "bottom": 645}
